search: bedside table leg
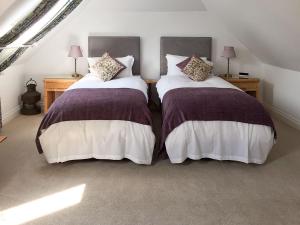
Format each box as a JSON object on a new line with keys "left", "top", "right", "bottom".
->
{"left": 44, "top": 91, "right": 54, "bottom": 113}
{"left": 44, "top": 91, "right": 48, "bottom": 113}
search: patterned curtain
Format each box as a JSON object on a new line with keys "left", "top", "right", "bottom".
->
{"left": 0, "top": 0, "right": 84, "bottom": 72}
{"left": 0, "top": 0, "right": 59, "bottom": 51}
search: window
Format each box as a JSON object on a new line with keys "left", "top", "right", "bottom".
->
{"left": 0, "top": 0, "right": 83, "bottom": 72}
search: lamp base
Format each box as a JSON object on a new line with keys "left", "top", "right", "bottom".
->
{"left": 72, "top": 73, "right": 82, "bottom": 78}
{"left": 220, "top": 74, "right": 233, "bottom": 78}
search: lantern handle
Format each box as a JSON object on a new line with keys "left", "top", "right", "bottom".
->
{"left": 26, "top": 78, "right": 37, "bottom": 87}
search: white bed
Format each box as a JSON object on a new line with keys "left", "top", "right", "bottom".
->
{"left": 156, "top": 75, "right": 275, "bottom": 164}
{"left": 39, "top": 75, "right": 155, "bottom": 165}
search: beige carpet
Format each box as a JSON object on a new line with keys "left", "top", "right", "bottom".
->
{"left": 0, "top": 115, "right": 300, "bottom": 225}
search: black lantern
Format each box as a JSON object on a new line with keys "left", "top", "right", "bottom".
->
{"left": 21, "top": 78, "right": 41, "bottom": 115}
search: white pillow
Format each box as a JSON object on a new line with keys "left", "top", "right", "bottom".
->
{"left": 116, "top": 55, "right": 134, "bottom": 78}
{"left": 88, "top": 55, "right": 134, "bottom": 78}
{"left": 166, "top": 54, "right": 188, "bottom": 76}
{"left": 201, "top": 57, "right": 214, "bottom": 67}
{"left": 166, "top": 54, "right": 213, "bottom": 76}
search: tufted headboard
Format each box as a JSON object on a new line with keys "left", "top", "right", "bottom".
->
{"left": 160, "top": 37, "right": 212, "bottom": 75}
{"left": 88, "top": 36, "right": 141, "bottom": 75}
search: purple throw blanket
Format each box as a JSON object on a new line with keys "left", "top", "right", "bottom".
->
{"left": 160, "top": 87, "right": 276, "bottom": 154}
{"left": 36, "top": 88, "right": 152, "bottom": 153}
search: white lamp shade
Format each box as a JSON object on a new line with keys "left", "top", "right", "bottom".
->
{"left": 221, "top": 46, "right": 236, "bottom": 59}
{"left": 68, "top": 45, "right": 83, "bottom": 58}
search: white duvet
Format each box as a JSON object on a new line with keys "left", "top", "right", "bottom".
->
{"left": 39, "top": 75, "right": 155, "bottom": 165}
{"left": 156, "top": 75, "right": 275, "bottom": 164}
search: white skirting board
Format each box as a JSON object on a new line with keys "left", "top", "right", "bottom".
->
{"left": 2, "top": 105, "right": 21, "bottom": 125}
{"left": 265, "top": 103, "right": 300, "bottom": 130}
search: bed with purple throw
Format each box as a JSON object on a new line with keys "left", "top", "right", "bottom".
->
{"left": 36, "top": 88, "right": 152, "bottom": 153}
{"left": 157, "top": 37, "right": 276, "bottom": 164}
{"left": 161, "top": 87, "right": 276, "bottom": 148}
{"left": 36, "top": 36, "right": 155, "bottom": 165}
{"left": 157, "top": 76, "right": 276, "bottom": 164}
{"left": 37, "top": 75, "right": 155, "bottom": 165}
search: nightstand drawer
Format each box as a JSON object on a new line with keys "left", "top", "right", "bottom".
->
{"left": 231, "top": 82, "right": 258, "bottom": 91}
{"left": 44, "top": 80, "right": 76, "bottom": 90}
{"left": 220, "top": 76, "right": 260, "bottom": 99}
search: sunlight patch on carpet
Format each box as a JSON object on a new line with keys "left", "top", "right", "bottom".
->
{"left": 0, "top": 184, "right": 86, "bottom": 225}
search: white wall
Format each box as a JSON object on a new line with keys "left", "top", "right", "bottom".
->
{"left": 0, "top": 64, "right": 25, "bottom": 125}
{"left": 24, "top": 0, "right": 263, "bottom": 93}
{"left": 262, "top": 64, "right": 300, "bottom": 129}
{"left": 200, "top": 0, "right": 300, "bottom": 129}
{"left": 0, "top": 0, "right": 16, "bottom": 16}
{"left": 202, "top": 0, "right": 300, "bottom": 72}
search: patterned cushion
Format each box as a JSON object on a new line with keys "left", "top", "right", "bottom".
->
{"left": 91, "top": 53, "right": 126, "bottom": 81}
{"left": 177, "top": 56, "right": 213, "bottom": 81}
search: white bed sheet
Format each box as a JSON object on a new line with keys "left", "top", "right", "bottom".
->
{"left": 40, "top": 75, "right": 155, "bottom": 165}
{"left": 68, "top": 73, "right": 148, "bottom": 100}
{"left": 156, "top": 75, "right": 275, "bottom": 164}
{"left": 156, "top": 75, "right": 240, "bottom": 99}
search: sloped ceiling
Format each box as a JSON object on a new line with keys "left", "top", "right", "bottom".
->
{"left": 0, "top": 0, "right": 15, "bottom": 16}
{"left": 0, "top": 0, "right": 299, "bottom": 72}
{"left": 0, "top": 0, "right": 206, "bottom": 13}
{"left": 94, "top": 0, "right": 206, "bottom": 12}
{"left": 202, "top": 0, "right": 300, "bottom": 72}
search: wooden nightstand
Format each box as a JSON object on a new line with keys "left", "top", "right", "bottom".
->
{"left": 44, "top": 76, "right": 81, "bottom": 113}
{"left": 221, "top": 76, "right": 260, "bottom": 99}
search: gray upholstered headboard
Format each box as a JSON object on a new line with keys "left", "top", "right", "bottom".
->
{"left": 88, "top": 36, "right": 140, "bottom": 75}
{"left": 160, "top": 37, "right": 212, "bottom": 75}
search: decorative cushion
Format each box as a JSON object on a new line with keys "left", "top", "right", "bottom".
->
{"left": 167, "top": 54, "right": 213, "bottom": 76}
{"left": 88, "top": 55, "right": 134, "bottom": 78}
{"left": 91, "top": 53, "right": 126, "bottom": 81}
{"left": 177, "top": 56, "right": 213, "bottom": 81}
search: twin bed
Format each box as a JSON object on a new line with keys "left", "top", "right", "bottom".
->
{"left": 36, "top": 36, "right": 276, "bottom": 165}
{"left": 36, "top": 37, "right": 155, "bottom": 164}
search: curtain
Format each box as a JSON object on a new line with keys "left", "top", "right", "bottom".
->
{"left": 0, "top": 0, "right": 84, "bottom": 72}
{"left": 0, "top": 0, "right": 59, "bottom": 51}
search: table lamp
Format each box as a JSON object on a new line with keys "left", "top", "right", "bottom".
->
{"left": 68, "top": 45, "right": 83, "bottom": 77}
{"left": 221, "top": 46, "right": 236, "bottom": 78}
